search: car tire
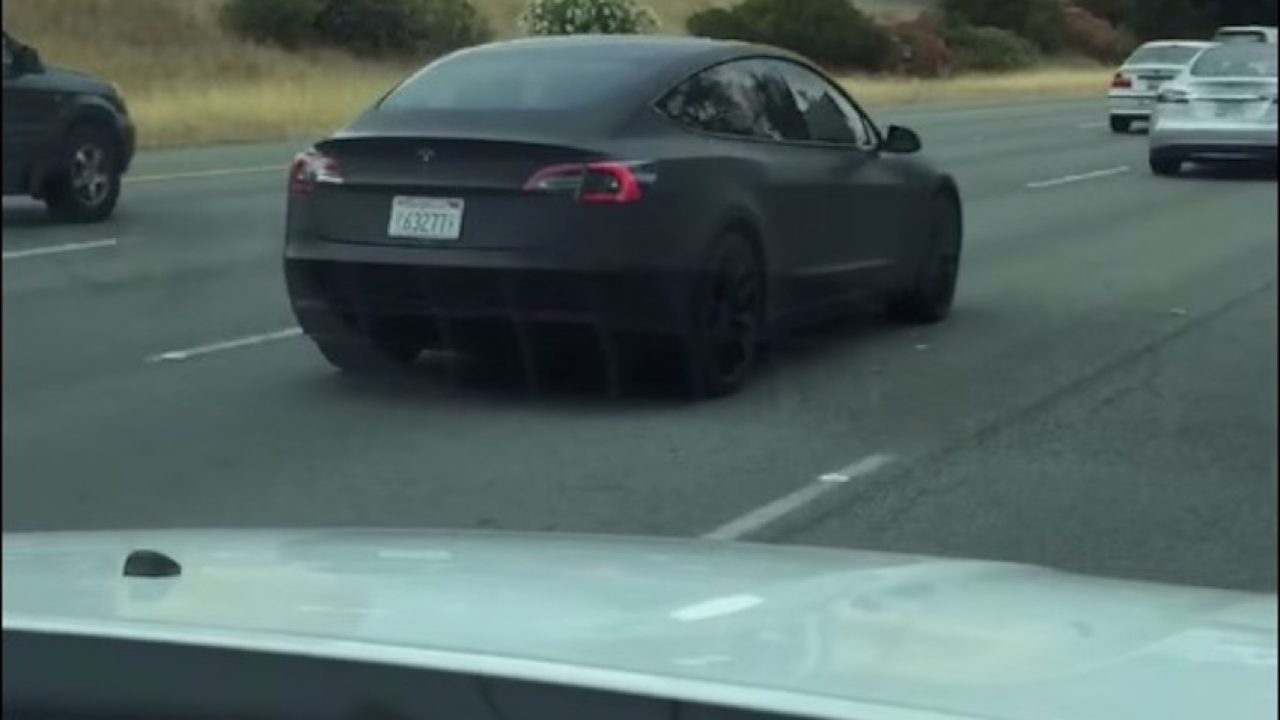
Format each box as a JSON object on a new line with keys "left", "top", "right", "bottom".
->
{"left": 1149, "top": 152, "right": 1182, "bottom": 176}
{"left": 685, "top": 231, "right": 764, "bottom": 399}
{"left": 888, "top": 193, "right": 962, "bottom": 325}
{"left": 313, "top": 333, "right": 422, "bottom": 374}
{"left": 44, "top": 124, "right": 122, "bottom": 223}
{"left": 1109, "top": 116, "right": 1132, "bottom": 133}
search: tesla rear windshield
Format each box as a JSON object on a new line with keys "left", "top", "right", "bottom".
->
{"left": 1190, "top": 44, "right": 1279, "bottom": 77}
{"left": 1125, "top": 44, "right": 1206, "bottom": 65}
{"left": 379, "top": 52, "right": 639, "bottom": 111}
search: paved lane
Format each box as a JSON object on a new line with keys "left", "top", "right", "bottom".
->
{"left": 4, "top": 98, "right": 1275, "bottom": 592}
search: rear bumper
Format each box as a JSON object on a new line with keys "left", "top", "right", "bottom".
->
{"left": 285, "top": 253, "right": 694, "bottom": 339}
{"left": 1109, "top": 93, "right": 1157, "bottom": 119}
{"left": 1150, "top": 121, "right": 1278, "bottom": 158}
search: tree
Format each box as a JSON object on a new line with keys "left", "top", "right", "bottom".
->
{"left": 1194, "top": 0, "right": 1278, "bottom": 27}
{"left": 1122, "top": 0, "right": 1277, "bottom": 40}
{"left": 1125, "top": 0, "right": 1208, "bottom": 40}
{"left": 1073, "top": 0, "right": 1131, "bottom": 25}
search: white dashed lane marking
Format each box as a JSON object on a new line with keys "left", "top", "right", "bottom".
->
{"left": 2, "top": 238, "right": 118, "bottom": 261}
{"left": 1027, "top": 165, "right": 1130, "bottom": 189}
{"left": 702, "top": 453, "right": 896, "bottom": 541}
{"left": 147, "top": 327, "right": 303, "bottom": 363}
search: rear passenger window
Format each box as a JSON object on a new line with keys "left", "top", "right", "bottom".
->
{"left": 773, "top": 62, "right": 873, "bottom": 147}
{"left": 659, "top": 60, "right": 808, "bottom": 142}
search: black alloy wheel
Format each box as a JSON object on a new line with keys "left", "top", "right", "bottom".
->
{"left": 688, "top": 232, "right": 764, "bottom": 398}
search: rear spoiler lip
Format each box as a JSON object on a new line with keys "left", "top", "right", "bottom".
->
{"left": 318, "top": 132, "right": 600, "bottom": 152}
{"left": 328, "top": 106, "right": 621, "bottom": 147}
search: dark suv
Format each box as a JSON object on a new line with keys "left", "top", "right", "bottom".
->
{"left": 2, "top": 31, "right": 135, "bottom": 223}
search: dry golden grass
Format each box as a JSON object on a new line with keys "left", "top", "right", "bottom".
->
{"left": 845, "top": 67, "right": 1109, "bottom": 106}
{"left": 4, "top": 0, "right": 1098, "bottom": 149}
{"left": 3, "top": 0, "right": 417, "bottom": 147}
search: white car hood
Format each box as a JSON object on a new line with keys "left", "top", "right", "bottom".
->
{"left": 3, "top": 529, "right": 1275, "bottom": 720}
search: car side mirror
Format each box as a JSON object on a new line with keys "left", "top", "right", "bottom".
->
{"left": 881, "top": 125, "right": 921, "bottom": 154}
{"left": 11, "top": 44, "right": 44, "bottom": 75}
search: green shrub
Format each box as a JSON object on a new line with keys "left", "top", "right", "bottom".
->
{"left": 1020, "top": 0, "right": 1068, "bottom": 53}
{"left": 941, "top": 0, "right": 1067, "bottom": 53}
{"left": 220, "top": 0, "right": 490, "bottom": 56}
{"left": 940, "top": 0, "right": 1027, "bottom": 30}
{"left": 685, "top": 7, "right": 752, "bottom": 39}
{"left": 1072, "top": 0, "right": 1131, "bottom": 25}
{"left": 944, "top": 24, "right": 1038, "bottom": 71}
{"left": 220, "top": 0, "right": 323, "bottom": 48}
{"left": 313, "top": 0, "right": 490, "bottom": 56}
{"left": 885, "top": 11, "right": 954, "bottom": 77}
{"left": 416, "top": 0, "right": 496, "bottom": 48}
{"left": 518, "top": 0, "right": 659, "bottom": 35}
{"left": 1062, "top": 4, "right": 1135, "bottom": 62}
{"left": 685, "top": 0, "right": 894, "bottom": 71}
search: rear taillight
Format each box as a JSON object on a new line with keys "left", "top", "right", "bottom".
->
{"left": 289, "top": 149, "right": 342, "bottom": 197}
{"left": 1111, "top": 73, "right": 1132, "bottom": 89}
{"left": 1157, "top": 89, "right": 1190, "bottom": 104}
{"left": 523, "top": 162, "right": 647, "bottom": 203}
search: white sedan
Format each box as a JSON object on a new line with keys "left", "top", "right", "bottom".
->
{"left": 1108, "top": 40, "right": 1215, "bottom": 133}
{"left": 1149, "top": 42, "right": 1278, "bottom": 175}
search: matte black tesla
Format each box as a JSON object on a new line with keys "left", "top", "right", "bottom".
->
{"left": 284, "top": 36, "right": 962, "bottom": 397}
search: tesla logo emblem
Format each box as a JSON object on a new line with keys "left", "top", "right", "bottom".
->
{"left": 417, "top": 148, "right": 434, "bottom": 163}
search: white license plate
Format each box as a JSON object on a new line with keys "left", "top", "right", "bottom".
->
{"left": 388, "top": 196, "right": 464, "bottom": 241}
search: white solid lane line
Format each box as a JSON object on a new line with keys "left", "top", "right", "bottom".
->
{"left": 1026, "top": 165, "right": 1130, "bottom": 189}
{"left": 2, "top": 238, "right": 118, "bottom": 261}
{"left": 147, "top": 327, "right": 303, "bottom": 363}
{"left": 702, "top": 453, "right": 896, "bottom": 541}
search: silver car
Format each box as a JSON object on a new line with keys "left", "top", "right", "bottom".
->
{"left": 3, "top": 529, "right": 1278, "bottom": 720}
{"left": 1108, "top": 40, "right": 1215, "bottom": 133}
{"left": 1149, "top": 42, "right": 1278, "bottom": 175}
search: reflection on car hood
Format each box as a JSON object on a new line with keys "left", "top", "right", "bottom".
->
{"left": 3, "top": 529, "right": 1275, "bottom": 720}
{"left": 42, "top": 65, "right": 116, "bottom": 97}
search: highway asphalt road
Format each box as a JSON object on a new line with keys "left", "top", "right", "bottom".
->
{"left": 3, "top": 98, "right": 1276, "bottom": 593}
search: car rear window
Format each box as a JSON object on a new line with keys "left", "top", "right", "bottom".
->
{"left": 1213, "top": 30, "right": 1269, "bottom": 43}
{"left": 1191, "top": 44, "right": 1279, "bottom": 77}
{"left": 379, "top": 52, "right": 640, "bottom": 111}
{"left": 1125, "top": 44, "right": 1205, "bottom": 65}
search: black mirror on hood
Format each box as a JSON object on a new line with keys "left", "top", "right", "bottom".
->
{"left": 882, "top": 125, "right": 922, "bottom": 154}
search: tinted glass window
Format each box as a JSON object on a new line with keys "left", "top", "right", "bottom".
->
{"left": 1214, "top": 29, "right": 1268, "bottom": 43}
{"left": 380, "top": 53, "right": 638, "bottom": 111}
{"left": 1191, "top": 44, "right": 1278, "bottom": 77}
{"left": 773, "top": 62, "right": 871, "bottom": 146}
{"left": 660, "top": 60, "right": 808, "bottom": 141}
{"left": 1125, "top": 44, "right": 1206, "bottom": 65}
